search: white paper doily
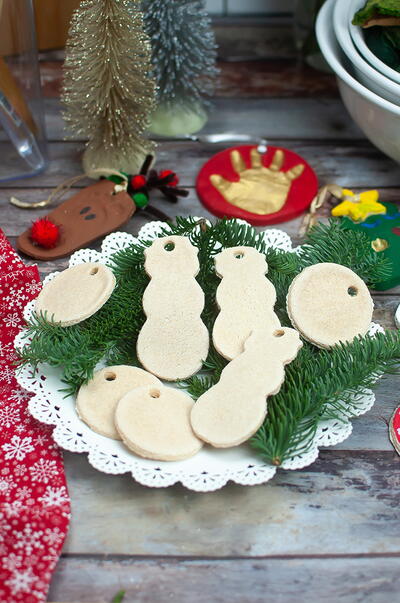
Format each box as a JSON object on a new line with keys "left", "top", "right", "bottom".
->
{"left": 15, "top": 221, "right": 382, "bottom": 492}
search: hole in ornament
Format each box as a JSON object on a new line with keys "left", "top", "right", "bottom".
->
{"left": 150, "top": 388, "right": 160, "bottom": 398}
{"left": 274, "top": 329, "right": 285, "bottom": 337}
{"left": 90, "top": 267, "right": 99, "bottom": 275}
{"left": 348, "top": 286, "right": 358, "bottom": 297}
{"left": 105, "top": 371, "right": 116, "bottom": 381}
{"left": 164, "top": 241, "right": 175, "bottom": 252}
{"left": 85, "top": 213, "right": 96, "bottom": 220}
{"left": 79, "top": 206, "right": 91, "bottom": 215}
{"left": 235, "top": 252, "right": 244, "bottom": 259}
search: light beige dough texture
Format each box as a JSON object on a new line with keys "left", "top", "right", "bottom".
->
{"left": 286, "top": 262, "right": 374, "bottom": 349}
{"left": 136, "top": 236, "right": 209, "bottom": 381}
{"left": 212, "top": 246, "right": 281, "bottom": 360}
{"left": 35, "top": 262, "right": 115, "bottom": 326}
{"left": 115, "top": 385, "right": 203, "bottom": 461}
{"left": 76, "top": 365, "right": 161, "bottom": 440}
{"left": 191, "top": 327, "right": 302, "bottom": 448}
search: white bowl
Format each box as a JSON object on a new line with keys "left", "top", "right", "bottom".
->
{"left": 333, "top": 0, "right": 400, "bottom": 106}
{"left": 316, "top": 0, "right": 400, "bottom": 164}
{"left": 349, "top": 0, "right": 400, "bottom": 85}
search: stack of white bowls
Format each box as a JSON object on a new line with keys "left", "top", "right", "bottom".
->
{"left": 316, "top": 0, "right": 400, "bottom": 164}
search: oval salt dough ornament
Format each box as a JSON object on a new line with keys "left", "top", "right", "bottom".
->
{"left": 137, "top": 235, "right": 209, "bottom": 380}
{"left": 115, "top": 385, "right": 203, "bottom": 461}
{"left": 76, "top": 365, "right": 161, "bottom": 440}
{"left": 287, "top": 263, "right": 373, "bottom": 349}
{"left": 35, "top": 263, "right": 115, "bottom": 326}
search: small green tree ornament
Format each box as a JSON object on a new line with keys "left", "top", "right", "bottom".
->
{"left": 62, "top": 0, "right": 156, "bottom": 176}
{"left": 142, "top": 0, "right": 218, "bottom": 136}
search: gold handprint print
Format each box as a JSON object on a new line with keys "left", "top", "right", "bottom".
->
{"left": 210, "top": 148, "right": 305, "bottom": 215}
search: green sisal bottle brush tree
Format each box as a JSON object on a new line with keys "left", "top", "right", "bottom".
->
{"left": 141, "top": 0, "right": 218, "bottom": 136}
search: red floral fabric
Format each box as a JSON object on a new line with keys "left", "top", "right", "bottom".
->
{"left": 0, "top": 230, "right": 70, "bottom": 603}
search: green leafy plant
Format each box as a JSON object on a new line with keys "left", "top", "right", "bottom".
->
{"left": 353, "top": 0, "right": 400, "bottom": 26}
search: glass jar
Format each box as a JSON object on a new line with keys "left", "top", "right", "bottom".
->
{"left": 0, "top": 0, "right": 47, "bottom": 182}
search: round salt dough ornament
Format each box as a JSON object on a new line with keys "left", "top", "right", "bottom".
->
{"left": 35, "top": 263, "right": 115, "bottom": 326}
{"left": 115, "top": 385, "right": 203, "bottom": 461}
{"left": 196, "top": 145, "right": 318, "bottom": 226}
{"left": 287, "top": 263, "right": 373, "bottom": 348}
{"left": 76, "top": 365, "right": 161, "bottom": 440}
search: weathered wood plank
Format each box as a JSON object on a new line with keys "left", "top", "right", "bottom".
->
{"left": 47, "top": 555, "right": 400, "bottom": 603}
{"left": 216, "top": 61, "right": 338, "bottom": 98}
{"left": 44, "top": 98, "right": 364, "bottom": 142}
{"left": 61, "top": 451, "right": 400, "bottom": 556}
{"left": 38, "top": 19, "right": 298, "bottom": 65}
{"left": 1, "top": 138, "right": 399, "bottom": 192}
{"left": 40, "top": 59, "right": 338, "bottom": 100}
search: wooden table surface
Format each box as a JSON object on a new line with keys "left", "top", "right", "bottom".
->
{"left": 2, "top": 22, "right": 400, "bottom": 602}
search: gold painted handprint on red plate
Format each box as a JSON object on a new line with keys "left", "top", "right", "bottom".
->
{"left": 196, "top": 145, "right": 318, "bottom": 226}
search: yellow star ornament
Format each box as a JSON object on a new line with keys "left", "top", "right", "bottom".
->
{"left": 331, "top": 189, "right": 386, "bottom": 222}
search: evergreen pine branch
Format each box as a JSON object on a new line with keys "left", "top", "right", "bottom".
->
{"left": 300, "top": 219, "right": 392, "bottom": 287}
{"left": 251, "top": 330, "right": 400, "bottom": 465}
{"left": 181, "top": 374, "right": 218, "bottom": 399}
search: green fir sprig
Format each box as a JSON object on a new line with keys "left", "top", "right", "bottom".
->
{"left": 251, "top": 331, "right": 400, "bottom": 465}
{"left": 18, "top": 217, "right": 399, "bottom": 464}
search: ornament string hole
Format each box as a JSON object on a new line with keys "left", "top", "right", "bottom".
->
{"left": 348, "top": 286, "right": 358, "bottom": 297}
{"left": 164, "top": 242, "right": 175, "bottom": 252}
{"left": 105, "top": 371, "right": 116, "bottom": 381}
{"left": 274, "top": 329, "right": 285, "bottom": 337}
{"left": 150, "top": 389, "right": 160, "bottom": 399}
{"left": 235, "top": 252, "right": 244, "bottom": 259}
{"left": 90, "top": 267, "right": 99, "bottom": 275}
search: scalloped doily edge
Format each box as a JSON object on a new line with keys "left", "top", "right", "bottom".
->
{"left": 14, "top": 222, "right": 381, "bottom": 491}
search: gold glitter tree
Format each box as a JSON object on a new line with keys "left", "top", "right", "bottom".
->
{"left": 62, "top": 0, "right": 155, "bottom": 175}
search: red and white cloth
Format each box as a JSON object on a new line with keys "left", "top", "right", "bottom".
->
{"left": 0, "top": 230, "right": 70, "bottom": 603}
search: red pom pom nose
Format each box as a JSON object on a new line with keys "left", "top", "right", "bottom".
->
{"left": 30, "top": 218, "right": 60, "bottom": 249}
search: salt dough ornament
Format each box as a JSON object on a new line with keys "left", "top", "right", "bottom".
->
{"left": 35, "top": 263, "right": 115, "bottom": 326}
{"left": 137, "top": 236, "right": 209, "bottom": 380}
{"left": 287, "top": 263, "right": 374, "bottom": 349}
{"left": 212, "top": 246, "right": 280, "bottom": 360}
{"left": 196, "top": 145, "right": 318, "bottom": 226}
{"left": 389, "top": 406, "right": 400, "bottom": 456}
{"left": 340, "top": 201, "right": 400, "bottom": 291}
{"left": 76, "top": 365, "right": 161, "bottom": 440}
{"left": 191, "top": 328, "right": 302, "bottom": 448}
{"left": 115, "top": 385, "right": 203, "bottom": 461}
{"left": 17, "top": 180, "right": 135, "bottom": 260}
